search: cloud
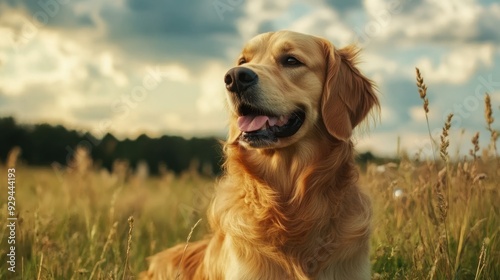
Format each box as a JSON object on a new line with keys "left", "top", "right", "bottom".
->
{"left": 364, "top": 0, "right": 500, "bottom": 44}
{"left": 375, "top": 78, "right": 421, "bottom": 129}
{"left": 0, "top": 84, "right": 60, "bottom": 121}
{"left": 236, "top": 0, "right": 294, "bottom": 40}
{"left": 474, "top": 3, "right": 500, "bottom": 42}
{"left": 97, "top": 52, "right": 129, "bottom": 87}
{"left": 0, "top": 0, "right": 96, "bottom": 30}
{"left": 1, "top": 0, "right": 247, "bottom": 74}
{"left": 0, "top": 31, "right": 109, "bottom": 95}
{"left": 325, "top": 0, "right": 363, "bottom": 12}
{"left": 240, "top": 1, "right": 363, "bottom": 46}
{"left": 196, "top": 62, "right": 227, "bottom": 115}
{"left": 288, "top": 8, "right": 353, "bottom": 45}
{"left": 416, "top": 44, "right": 494, "bottom": 84}
{"left": 97, "top": 0, "right": 245, "bottom": 69}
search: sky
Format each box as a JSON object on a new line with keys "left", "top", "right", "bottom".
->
{"left": 0, "top": 0, "right": 499, "bottom": 157}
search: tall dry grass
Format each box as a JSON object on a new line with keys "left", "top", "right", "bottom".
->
{"left": 0, "top": 151, "right": 213, "bottom": 279}
{"left": 368, "top": 69, "right": 499, "bottom": 279}
{"left": 0, "top": 69, "right": 498, "bottom": 279}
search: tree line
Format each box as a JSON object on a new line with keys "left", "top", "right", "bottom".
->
{"left": 0, "top": 117, "right": 223, "bottom": 175}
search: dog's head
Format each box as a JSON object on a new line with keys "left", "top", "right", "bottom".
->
{"left": 225, "top": 30, "right": 379, "bottom": 149}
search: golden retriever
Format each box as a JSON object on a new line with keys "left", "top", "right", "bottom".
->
{"left": 142, "top": 30, "right": 379, "bottom": 280}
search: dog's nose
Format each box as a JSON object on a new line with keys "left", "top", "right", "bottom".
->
{"left": 224, "top": 67, "right": 258, "bottom": 93}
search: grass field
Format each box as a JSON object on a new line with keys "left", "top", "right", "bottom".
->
{"left": 1, "top": 73, "right": 499, "bottom": 279}
{"left": 1, "top": 143, "right": 499, "bottom": 279}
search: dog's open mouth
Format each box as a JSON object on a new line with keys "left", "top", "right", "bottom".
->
{"left": 236, "top": 104, "right": 305, "bottom": 147}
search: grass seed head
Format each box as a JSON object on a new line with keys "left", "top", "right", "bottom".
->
{"left": 485, "top": 93, "right": 494, "bottom": 127}
{"left": 416, "top": 68, "right": 429, "bottom": 114}
{"left": 436, "top": 168, "right": 448, "bottom": 223}
{"left": 440, "top": 114, "right": 453, "bottom": 162}
{"left": 470, "top": 132, "right": 480, "bottom": 158}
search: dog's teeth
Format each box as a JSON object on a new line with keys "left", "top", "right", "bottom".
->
{"left": 276, "top": 115, "right": 288, "bottom": 126}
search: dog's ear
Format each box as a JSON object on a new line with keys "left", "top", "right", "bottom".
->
{"left": 320, "top": 42, "right": 379, "bottom": 142}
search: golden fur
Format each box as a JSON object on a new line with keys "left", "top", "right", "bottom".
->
{"left": 142, "top": 30, "right": 379, "bottom": 280}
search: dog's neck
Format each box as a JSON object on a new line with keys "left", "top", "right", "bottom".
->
{"left": 225, "top": 131, "right": 355, "bottom": 199}
{"left": 226, "top": 135, "right": 358, "bottom": 233}
{"left": 211, "top": 133, "right": 364, "bottom": 276}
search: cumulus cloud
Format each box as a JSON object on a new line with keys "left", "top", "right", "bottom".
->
{"left": 236, "top": 0, "right": 294, "bottom": 40}
{"left": 416, "top": 44, "right": 494, "bottom": 84}
{"left": 362, "top": 0, "right": 500, "bottom": 44}
{"left": 288, "top": 8, "right": 353, "bottom": 44}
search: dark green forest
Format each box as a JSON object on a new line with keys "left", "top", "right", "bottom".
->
{"left": 0, "top": 117, "right": 381, "bottom": 175}
{"left": 0, "top": 117, "right": 223, "bottom": 175}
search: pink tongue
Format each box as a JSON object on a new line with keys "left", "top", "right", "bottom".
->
{"left": 238, "top": 115, "right": 268, "bottom": 132}
{"left": 238, "top": 115, "right": 280, "bottom": 132}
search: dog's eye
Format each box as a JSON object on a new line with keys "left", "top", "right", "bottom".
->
{"left": 283, "top": 56, "right": 302, "bottom": 66}
{"left": 238, "top": 58, "right": 246, "bottom": 65}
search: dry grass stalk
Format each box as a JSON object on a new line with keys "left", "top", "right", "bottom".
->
{"left": 430, "top": 167, "right": 452, "bottom": 278}
{"left": 485, "top": 93, "right": 494, "bottom": 127}
{"left": 492, "top": 130, "right": 498, "bottom": 154}
{"left": 428, "top": 253, "right": 439, "bottom": 280}
{"left": 484, "top": 93, "right": 498, "bottom": 157}
{"left": 452, "top": 132, "right": 482, "bottom": 277}
{"left": 122, "top": 216, "right": 134, "bottom": 280}
{"left": 429, "top": 232, "right": 449, "bottom": 280}
{"left": 37, "top": 253, "right": 44, "bottom": 280}
{"left": 416, "top": 67, "right": 429, "bottom": 114}
{"left": 101, "top": 222, "right": 119, "bottom": 261}
{"left": 435, "top": 168, "right": 448, "bottom": 224}
{"left": 470, "top": 132, "right": 480, "bottom": 160}
{"left": 454, "top": 201, "right": 471, "bottom": 276}
{"left": 88, "top": 259, "right": 106, "bottom": 280}
{"left": 474, "top": 238, "right": 490, "bottom": 280}
{"left": 415, "top": 68, "right": 437, "bottom": 162}
{"left": 109, "top": 188, "right": 122, "bottom": 225}
{"left": 175, "top": 218, "right": 203, "bottom": 280}
{"left": 440, "top": 114, "right": 453, "bottom": 163}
